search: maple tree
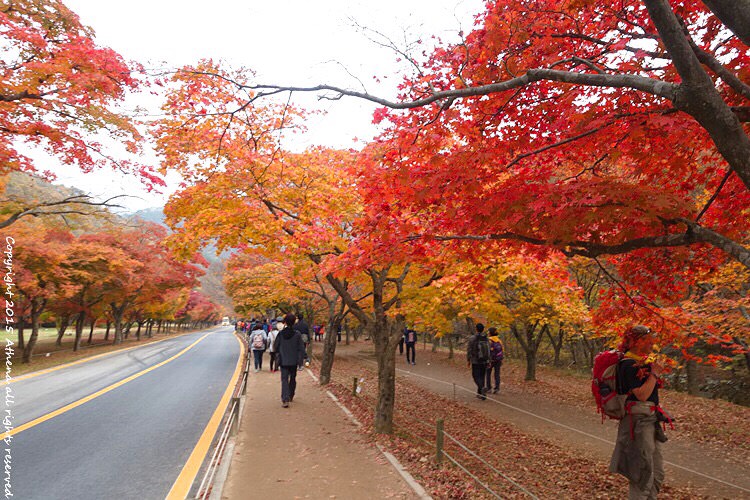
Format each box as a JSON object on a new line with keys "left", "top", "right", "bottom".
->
{"left": 154, "top": 61, "right": 439, "bottom": 432}
{"left": 0, "top": 0, "right": 162, "bottom": 189}
{"left": 243, "top": 1, "right": 749, "bottom": 266}
{"left": 13, "top": 225, "right": 72, "bottom": 362}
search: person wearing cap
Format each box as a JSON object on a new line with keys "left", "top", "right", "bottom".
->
{"left": 609, "top": 325, "right": 668, "bottom": 499}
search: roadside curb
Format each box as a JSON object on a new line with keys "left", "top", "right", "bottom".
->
{"left": 307, "top": 369, "right": 433, "bottom": 500}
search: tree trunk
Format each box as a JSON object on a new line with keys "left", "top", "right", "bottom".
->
{"left": 55, "top": 313, "right": 71, "bottom": 346}
{"left": 73, "top": 311, "right": 85, "bottom": 352}
{"left": 546, "top": 325, "right": 564, "bottom": 367}
{"left": 105, "top": 320, "right": 111, "bottom": 341}
{"left": 17, "top": 317, "right": 25, "bottom": 351}
{"left": 136, "top": 321, "right": 142, "bottom": 341}
{"left": 157, "top": 319, "right": 162, "bottom": 335}
{"left": 87, "top": 318, "right": 96, "bottom": 345}
{"left": 510, "top": 322, "right": 545, "bottom": 381}
{"left": 686, "top": 358, "right": 700, "bottom": 395}
{"left": 373, "top": 315, "right": 401, "bottom": 434}
{"left": 525, "top": 349, "right": 537, "bottom": 381}
{"left": 448, "top": 334, "right": 454, "bottom": 360}
{"left": 111, "top": 303, "right": 126, "bottom": 345}
{"left": 319, "top": 302, "right": 341, "bottom": 386}
{"left": 22, "top": 299, "right": 45, "bottom": 363}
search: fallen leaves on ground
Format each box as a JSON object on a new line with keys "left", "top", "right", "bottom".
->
{"left": 319, "top": 356, "right": 709, "bottom": 499}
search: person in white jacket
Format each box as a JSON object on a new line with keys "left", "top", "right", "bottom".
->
{"left": 267, "top": 322, "right": 282, "bottom": 372}
{"left": 249, "top": 327, "right": 268, "bottom": 372}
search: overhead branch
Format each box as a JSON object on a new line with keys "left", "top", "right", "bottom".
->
{"left": 0, "top": 195, "right": 127, "bottom": 229}
{"left": 406, "top": 221, "right": 750, "bottom": 269}
{"left": 644, "top": 0, "right": 750, "bottom": 190}
{"left": 249, "top": 69, "right": 676, "bottom": 110}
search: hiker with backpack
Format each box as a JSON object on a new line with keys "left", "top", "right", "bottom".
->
{"left": 485, "top": 327, "right": 504, "bottom": 394}
{"left": 404, "top": 327, "right": 417, "bottom": 365}
{"left": 273, "top": 313, "right": 306, "bottom": 408}
{"left": 250, "top": 326, "right": 268, "bottom": 373}
{"left": 606, "top": 325, "right": 669, "bottom": 499}
{"left": 467, "top": 323, "right": 491, "bottom": 400}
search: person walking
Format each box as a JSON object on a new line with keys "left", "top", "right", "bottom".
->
{"left": 249, "top": 325, "right": 268, "bottom": 372}
{"left": 485, "top": 327, "right": 504, "bottom": 394}
{"left": 467, "top": 323, "right": 491, "bottom": 400}
{"left": 609, "top": 325, "right": 669, "bottom": 499}
{"left": 273, "top": 313, "right": 306, "bottom": 408}
{"left": 294, "top": 313, "right": 311, "bottom": 369}
{"left": 398, "top": 327, "right": 405, "bottom": 355}
{"left": 404, "top": 327, "right": 417, "bottom": 365}
{"left": 267, "top": 321, "right": 281, "bottom": 372}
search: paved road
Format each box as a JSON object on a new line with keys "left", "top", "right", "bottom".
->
{"left": 8, "top": 327, "right": 242, "bottom": 500}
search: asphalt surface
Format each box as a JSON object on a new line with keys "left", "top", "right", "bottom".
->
{"left": 9, "top": 327, "right": 241, "bottom": 500}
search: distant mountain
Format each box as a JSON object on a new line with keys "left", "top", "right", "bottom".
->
{"left": 2, "top": 174, "right": 234, "bottom": 312}
{"left": 130, "top": 206, "right": 166, "bottom": 225}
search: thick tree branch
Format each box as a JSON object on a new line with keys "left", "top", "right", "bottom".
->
{"left": 644, "top": 0, "right": 750, "bottom": 191}
{"left": 250, "top": 69, "right": 676, "bottom": 109}
{"left": 0, "top": 195, "right": 126, "bottom": 229}
{"left": 406, "top": 221, "right": 750, "bottom": 268}
{"left": 701, "top": 0, "right": 750, "bottom": 46}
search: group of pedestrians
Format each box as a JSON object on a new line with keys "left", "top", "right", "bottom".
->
{"left": 399, "top": 327, "right": 418, "bottom": 365}
{"left": 238, "top": 314, "right": 309, "bottom": 408}
{"left": 466, "top": 323, "right": 504, "bottom": 400}
{"left": 464, "top": 322, "right": 668, "bottom": 498}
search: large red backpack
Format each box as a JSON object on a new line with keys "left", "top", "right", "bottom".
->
{"left": 592, "top": 350, "right": 628, "bottom": 421}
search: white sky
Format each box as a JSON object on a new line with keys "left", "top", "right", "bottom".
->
{"left": 48, "top": 0, "right": 485, "bottom": 211}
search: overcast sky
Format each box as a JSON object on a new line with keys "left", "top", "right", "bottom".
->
{"left": 49, "top": 0, "right": 484, "bottom": 211}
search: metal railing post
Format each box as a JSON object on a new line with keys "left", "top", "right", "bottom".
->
{"left": 230, "top": 397, "right": 240, "bottom": 436}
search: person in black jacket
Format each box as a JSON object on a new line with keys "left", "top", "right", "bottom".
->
{"left": 273, "top": 313, "right": 306, "bottom": 408}
{"left": 466, "top": 323, "right": 490, "bottom": 400}
{"left": 294, "top": 313, "right": 311, "bottom": 369}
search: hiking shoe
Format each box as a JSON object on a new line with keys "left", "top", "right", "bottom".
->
{"left": 492, "top": 388, "right": 499, "bottom": 394}
{"left": 282, "top": 401, "right": 289, "bottom": 408}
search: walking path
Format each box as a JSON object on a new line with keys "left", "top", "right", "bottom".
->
{"left": 220, "top": 363, "right": 422, "bottom": 499}
{"left": 344, "top": 344, "right": 750, "bottom": 499}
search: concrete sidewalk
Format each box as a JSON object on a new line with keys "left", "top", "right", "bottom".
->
{"left": 220, "top": 364, "right": 419, "bottom": 499}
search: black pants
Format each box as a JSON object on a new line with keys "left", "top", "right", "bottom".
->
{"left": 269, "top": 352, "right": 278, "bottom": 371}
{"left": 280, "top": 365, "right": 298, "bottom": 403}
{"left": 485, "top": 361, "right": 501, "bottom": 390}
{"left": 398, "top": 338, "right": 404, "bottom": 354}
{"left": 405, "top": 343, "right": 415, "bottom": 363}
{"left": 471, "top": 364, "right": 487, "bottom": 395}
{"left": 252, "top": 349, "right": 264, "bottom": 370}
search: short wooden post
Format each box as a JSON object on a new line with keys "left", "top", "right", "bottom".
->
{"left": 453, "top": 382, "right": 456, "bottom": 400}
{"left": 352, "top": 376, "right": 358, "bottom": 396}
{"left": 436, "top": 419, "right": 444, "bottom": 463}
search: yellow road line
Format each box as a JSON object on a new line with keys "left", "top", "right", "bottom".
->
{"left": 5, "top": 328, "right": 211, "bottom": 385}
{"left": 166, "top": 332, "right": 245, "bottom": 499}
{"left": 7, "top": 333, "right": 213, "bottom": 437}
